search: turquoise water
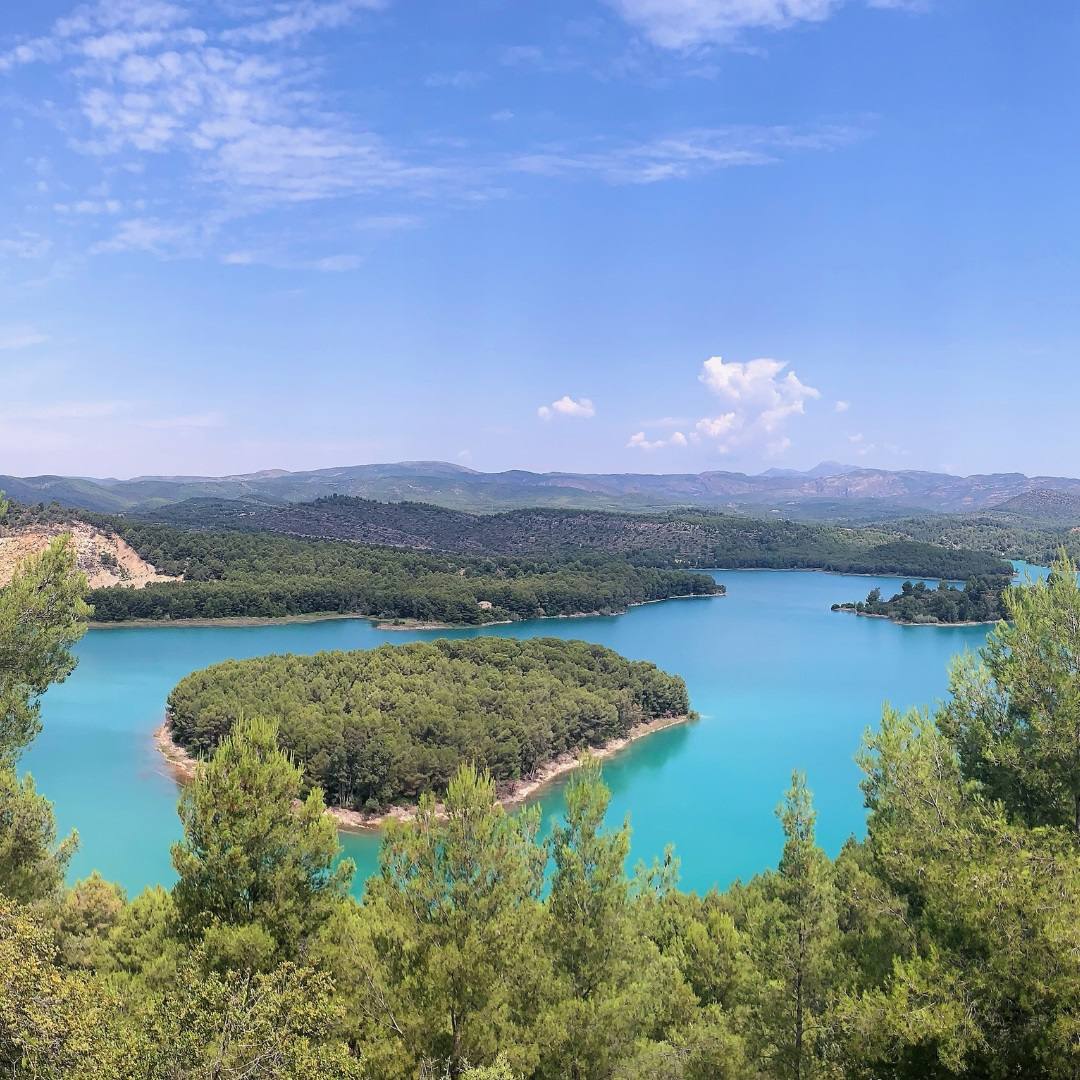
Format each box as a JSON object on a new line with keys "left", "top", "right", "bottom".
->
{"left": 23, "top": 569, "right": 998, "bottom": 897}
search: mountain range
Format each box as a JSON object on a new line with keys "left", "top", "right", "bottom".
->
{"left": 4, "top": 460, "right": 1080, "bottom": 521}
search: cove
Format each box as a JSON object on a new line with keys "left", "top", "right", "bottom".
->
{"left": 24, "top": 568, "right": 1001, "bottom": 897}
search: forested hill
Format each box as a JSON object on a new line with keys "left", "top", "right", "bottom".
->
{"left": 140, "top": 495, "right": 1013, "bottom": 579}
{"left": 83, "top": 520, "right": 720, "bottom": 624}
{"left": 166, "top": 638, "right": 691, "bottom": 810}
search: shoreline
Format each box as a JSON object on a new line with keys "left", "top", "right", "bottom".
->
{"left": 91, "top": 590, "right": 720, "bottom": 632}
{"left": 154, "top": 711, "right": 693, "bottom": 831}
{"left": 832, "top": 607, "right": 1000, "bottom": 628}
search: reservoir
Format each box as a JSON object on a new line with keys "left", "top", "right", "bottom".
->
{"left": 24, "top": 568, "right": 996, "bottom": 896}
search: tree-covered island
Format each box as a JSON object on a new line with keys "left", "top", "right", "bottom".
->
{"left": 164, "top": 638, "right": 692, "bottom": 816}
{"left": 832, "top": 573, "right": 1012, "bottom": 624}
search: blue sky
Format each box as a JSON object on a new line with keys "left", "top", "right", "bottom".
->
{"left": 1, "top": 0, "right": 1078, "bottom": 479}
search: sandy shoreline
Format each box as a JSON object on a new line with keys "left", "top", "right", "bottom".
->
{"left": 154, "top": 711, "right": 693, "bottom": 831}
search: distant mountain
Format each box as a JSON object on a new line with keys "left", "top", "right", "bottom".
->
{"left": 4, "top": 460, "right": 1080, "bottom": 519}
{"left": 761, "top": 461, "right": 855, "bottom": 480}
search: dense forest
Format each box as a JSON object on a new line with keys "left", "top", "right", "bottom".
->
{"left": 82, "top": 521, "right": 721, "bottom": 624}
{"left": 166, "top": 639, "right": 690, "bottom": 810}
{"left": 876, "top": 511, "right": 1079, "bottom": 565}
{"left": 832, "top": 575, "right": 1011, "bottom": 624}
{"left": 135, "top": 495, "right": 1013, "bottom": 579}
{"left": 7, "top": 511, "right": 1080, "bottom": 1078}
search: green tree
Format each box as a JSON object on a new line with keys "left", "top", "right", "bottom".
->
{"left": 0, "top": 517, "right": 91, "bottom": 762}
{"left": 942, "top": 551, "right": 1080, "bottom": 835}
{"left": 538, "top": 756, "right": 695, "bottom": 1080}
{"left": 349, "top": 764, "right": 549, "bottom": 1079}
{"left": 133, "top": 957, "right": 362, "bottom": 1079}
{"left": 0, "top": 895, "right": 129, "bottom": 1079}
{"left": 0, "top": 509, "right": 89, "bottom": 905}
{"left": 741, "top": 772, "right": 839, "bottom": 1080}
{"left": 171, "top": 715, "right": 353, "bottom": 972}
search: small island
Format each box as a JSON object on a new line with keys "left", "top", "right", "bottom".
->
{"left": 831, "top": 574, "right": 1010, "bottom": 625}
{"left": 161, "top": 637, "right": 693, "bottom": 823}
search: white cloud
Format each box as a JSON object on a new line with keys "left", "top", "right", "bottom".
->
{"left": 697, "top": 355, "right": 819, "bottom": 449}
{"left": 0, "top": 326, "right": 49, "bottom": 350}
{"left": 834, "top": 399, "right": 849, "bottom": 412}
{"left": 138, "top": 411, "right": 224, "bottom": 429}
{"left": 221, "top": 1, "right": 385, "bottom": 45}
{"left": 627, "top": 429, "right": 690, "bottom": 450}
{"left": 630, "top": 353, "right": 823, "bottom": 457}
{"left": 424, "top": 70, "right": 487, "bottom": 89}
{"left": 605, "top": 0, "right": 921, "bottom": 49}
{"left": 0, "top": 0, "right": 871, "bottom": 269}
{"left": 510, "top": 124, "right": 861, "bottom": 184}
{"left": 695, "top": 412, "right": 739, "bottom": 439}
{"left": 538, "top": 395, "right": 596, "bottom": 420}
{"left": 356, "top": 214, "right": 422, "bottom": 231}
{"left": 0, "top": 400, "right": 127, "bottom": 420}
{"left": 0, "top": 232, "right": 53, "bottom": 259}
{"left": 848, "top": 432, "right": 864, "bottom": 443}
{"left": 308, "top": 254, "right": 362, "bottom": 272}
{"left": 92, "top": 218, "right": 192, "bottom": 255}
{"left": 640, "top": 415, "right": 692, "bottom": 428}
{"left": 54, "top": 199, "right": 123, "bottom": 215}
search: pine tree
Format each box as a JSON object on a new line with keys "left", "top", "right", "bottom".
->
{"left": 171, "top": 715, "right": 353, "bottom": 972}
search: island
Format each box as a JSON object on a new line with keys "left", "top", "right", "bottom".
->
{"left": 831, "top": 574, "right": 1010, "bottom": 625}
{"left": 161, "top": 637, "right": 693, "bottom": 823}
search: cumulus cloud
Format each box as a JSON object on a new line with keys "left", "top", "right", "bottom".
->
{"left": 834, "top": 399, "right": 850, "bottom": 412}
{"left": 628, "top": 354, "right": 823, "bottom": 457}
{"left": 627, "top": 429, "right": 690, "bottom": 451}
{"left": 538, "top": 395, "right": 596, "bottom": 420}
{"left": 605, "top": 0, "right": 923, "bottom": 49}
{"left": 696, "top": 355, "right": 819, "bottom": 449}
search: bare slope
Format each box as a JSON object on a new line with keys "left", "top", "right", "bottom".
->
{"left": 0, "top": 521, "right": 178, "bottom": 589}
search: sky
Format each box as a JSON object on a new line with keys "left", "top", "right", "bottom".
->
{"left": 1, "top": 0, "right": 1078, "bottom": 480}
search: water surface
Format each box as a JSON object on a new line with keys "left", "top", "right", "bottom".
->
{"left": 24, "top": 569, "right": 998, "bottom": 896}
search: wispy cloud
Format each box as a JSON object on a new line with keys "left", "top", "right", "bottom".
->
{"left": 0, "top": 399, "right": 128, "bottom": 420}
{"left": 538, "top": 395, "right": 596, "bottom": 420}
{"left": 0, "top": 0, "right": 871, "bottom": 268}
{"left": 510, "top": 124, "right": 863, "bottom": 184}
{"left": 424, "top": 70, "right": 487, "bottom": 89}
{"left": 605, "top": 0, "right": 925, "bottom": 49}
{"left": 138, "top": 411, "right": 225, "bottom": 430}
{"left": 0, "top": 326, "right": 49, "bottom": 350}
{"left": 834, "top": 399, "right": 850, "bottom": 412}
{"left": 221, "top": 1, "right": 385, "bottom": 45}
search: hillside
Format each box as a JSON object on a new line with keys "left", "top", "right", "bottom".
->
{"left": 988, "top": 488, "right": 1080, "bottom": 524}
{"left": 0, "top": 519, "right": 177, "bottom": 589}
{"left": 137, "top": 495, "right": 1014, "bottom": 580}
{"left": 9, "top": 459, "right": 1080, "bottom": 516}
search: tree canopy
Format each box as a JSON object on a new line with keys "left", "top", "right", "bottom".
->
{"left": 5, "top": 494, "right": 1080, "bottom": 1079}
{"left": 166, "top": 638, "right": 691, "bottom": 811}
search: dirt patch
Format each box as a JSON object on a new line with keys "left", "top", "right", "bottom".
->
{"left": 0, "top": 522, "right": 178, "bottom": 589}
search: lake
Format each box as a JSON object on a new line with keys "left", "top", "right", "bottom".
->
{"left": 23, "top": 568, "right": 1000, "bottom": 897}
